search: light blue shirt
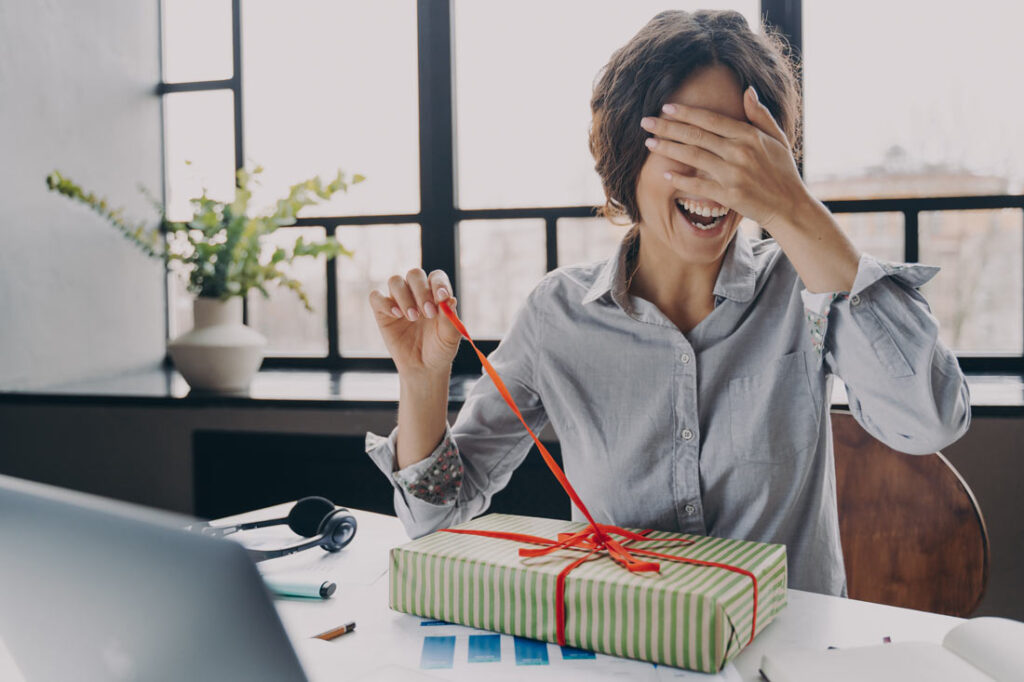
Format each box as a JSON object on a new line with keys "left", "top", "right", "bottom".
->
{"left": 366, "top": 233, "right": 971, "bottom": 596}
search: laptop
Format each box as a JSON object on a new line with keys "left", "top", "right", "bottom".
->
{"left": 0, "top": 474, "right": 308, "bottom": 681}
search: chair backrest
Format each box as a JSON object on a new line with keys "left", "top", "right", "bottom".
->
{"left": 831, "top": 410, "right": 989, "bottom": 616}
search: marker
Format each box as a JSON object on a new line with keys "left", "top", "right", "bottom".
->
{"left": 262, "top": 576, "right": 336, "bottom": 599}
{"left": 313, "top": 622, "right": 356, "bottom": 641}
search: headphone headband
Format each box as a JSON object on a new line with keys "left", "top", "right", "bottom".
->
{"left": 190, "top": 497, "right": 357, "bottom": 561}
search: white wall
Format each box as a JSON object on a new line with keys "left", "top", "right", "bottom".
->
{"left": 0, "top": 0, "right": 165, "bottom": 389}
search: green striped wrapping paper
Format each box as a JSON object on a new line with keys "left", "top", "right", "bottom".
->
{"left": 389, "top": 513, "right": 787, "bottom": 673}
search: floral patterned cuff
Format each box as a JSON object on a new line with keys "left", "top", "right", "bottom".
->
{"left": 799, "top": 254, "right": 941, "bottom": 368}
{"left": 392, "top": 428, "right": 464, "bottom": 506}
{"left": 802, "top": 291, "right": 846, "bottom": 366}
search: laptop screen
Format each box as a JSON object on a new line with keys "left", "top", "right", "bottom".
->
{"left": 0, "top": 475, "right": 308, "bottom": 682}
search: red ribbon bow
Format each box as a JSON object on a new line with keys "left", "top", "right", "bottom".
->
{"left": 436, "top": 300, "right": 758, "bottom": 647}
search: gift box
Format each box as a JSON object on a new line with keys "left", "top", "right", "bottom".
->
{"left": 387, "top": 301, "right": 788, "bottom": 672}
{"left": 389, "top": 512, "right": 787, "bottom": 673}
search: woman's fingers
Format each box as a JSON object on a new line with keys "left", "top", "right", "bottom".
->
{"left": 663, "top": 171, "right": 726, "bottom": 206}
{"left": 744, "top": 86, "right": 789, "bottom": 146}
{"left": 405, "top": 268, "right": 436, "bottom": 319}
{"left": 379, "top": 269, "right": 458, "bottom": 324}
{"left": 645, "top": 137, "right": 731, "bottom": 180}
{"left": 640, "top": 116, "right": 731, "bottom": 160}
{"left": 387, "top": 275, "right": 419, "bottom": 321}
{"left": 428, "top": 269, "right": 453, "bottom": 304}
{"left": 660, "top": 102, "right": 752, "bottom": 140}
{"left": 368, "top": 288, "right": 402, "bottom": 320}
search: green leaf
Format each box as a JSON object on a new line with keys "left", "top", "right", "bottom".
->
{"left": 45, "top": 164, "right": 362, "bottom": 311}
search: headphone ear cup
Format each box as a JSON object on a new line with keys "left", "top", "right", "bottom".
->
{"left": 317, "top": 509, "right": 357, "bottom": 552}
{"left": 287, "top": 496, "right": 337, "bottom": 537}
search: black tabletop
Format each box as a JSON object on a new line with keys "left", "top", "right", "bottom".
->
{"left": 2, "top": 366, "right": 1022, "bottom": 415}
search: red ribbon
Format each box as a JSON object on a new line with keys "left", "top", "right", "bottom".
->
{"left": 436, "top": 300, "right": 758, "bottom": 647}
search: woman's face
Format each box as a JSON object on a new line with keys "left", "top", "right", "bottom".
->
{"left": 635, "top": 63, "right": 748, "bottom": 267}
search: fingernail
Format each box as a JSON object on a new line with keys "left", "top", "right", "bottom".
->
{"left": 407, "top": 308, "right": 419, "bottom": 321}
{"left": 423, "top": 302, "right": 436, "bottom": 318}
{"left": 748, "top": 85, "right": 758, "bottom": 101}
{"left": 662, "top": 103, "right": 677, "bottom": 114}
{"left": 640, "top": 117, "right": 655, "bottom": 130}
{"left": 437, "top": 288, "right": 450, "bottom": 301}
{"left": 645, "top": 138, "right": 657, "bottom": 149}
{"left": 391, "top": 306, "right": 402, "bottom": 318}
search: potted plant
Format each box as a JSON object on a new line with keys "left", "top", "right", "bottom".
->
{"left": 46, "top": 166, "right": 362, "bottom": 392}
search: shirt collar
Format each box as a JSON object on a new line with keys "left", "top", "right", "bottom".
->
{"left": 712, "top": 230, "right": 758, "bottom": 303}
{"left": 581, "top": 235, "right": 632, "bottom": 306}
{"left": 581, "top": 230, "right": 759, "bottom": 307}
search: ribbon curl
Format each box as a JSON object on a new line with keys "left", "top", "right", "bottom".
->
{"left": 436, "top": 300, "right": 758, "bottom": 648}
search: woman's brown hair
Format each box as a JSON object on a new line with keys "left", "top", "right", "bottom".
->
{"left": 589, "top": 10, "right": 802, "bottom": 225}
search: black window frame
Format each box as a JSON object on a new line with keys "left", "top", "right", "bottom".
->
{"left": 158, "top": 0, "right": 1024, "bottom": 374}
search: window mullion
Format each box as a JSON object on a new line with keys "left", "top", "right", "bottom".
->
{"left": 759, "top": 0, "right": 803, "bottom": 177}
{"left": 416, "top": 0, "right": 458, "bottom": 290}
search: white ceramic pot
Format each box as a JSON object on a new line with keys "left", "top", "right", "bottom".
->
{"left": 168, "top": 297, "right": 267, "bottom": 393}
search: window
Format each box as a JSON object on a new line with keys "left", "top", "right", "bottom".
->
{"left": 453, "top": 1, "right": 760, "bottom": 209}
{"left": 919, "top": 209, "right": 1023, "bottom": 354}
{"left": 458, "top": 219, "right": 547, "bottom": 337}
{"left": 161, "top": 0, "right": 233, "bottom": 83}
{"left": 336, "top": 225, "right": 421, "bottom": 356}
{"left": 160, "top": 0, "right": 1024, "bottom": 372}
{"left": 162, "top": 91, "right": 236, "bottom": 221}
{"left": 803, "top": 0, "right": 1024, "bottom": 364}
{"left": 247, "top": 226, "right": 330, "bottom": 356}
{"left": 803, "top": 0, "right": 1024, "bottom": 199}
{"left": 241, "top": 0, "right": 420, "bottom": 217}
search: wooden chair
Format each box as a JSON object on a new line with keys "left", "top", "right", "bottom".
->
{"left": 831, "top": 410, "right": 989, "bottom": 616}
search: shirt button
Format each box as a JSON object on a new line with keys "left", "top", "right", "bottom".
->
{"left": 680, "top": 353, "right": 691, "bottom": 364}
{"left": 681, "top": 428, "right": 694, "bottom": 441}
{"left": 684, "top": 504, "right": 697, "bottom": 515}
{"left": 850, "top": 294, "right": 861, "bottom": 306}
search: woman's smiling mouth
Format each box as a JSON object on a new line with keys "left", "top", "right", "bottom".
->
{"left": 674, "top": 198, "right": 731, "bottom": 234}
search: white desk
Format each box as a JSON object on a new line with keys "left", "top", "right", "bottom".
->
{"left": 223, "top": 504, "right": 964, "bottom": 681}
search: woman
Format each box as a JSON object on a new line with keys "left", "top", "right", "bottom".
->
{"left": 365, "top": 10, "right": 970, "bottom": 596}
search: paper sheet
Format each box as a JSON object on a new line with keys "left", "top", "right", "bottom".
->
{"left": 296, "top": 615, "right": 742, "bottom": 682}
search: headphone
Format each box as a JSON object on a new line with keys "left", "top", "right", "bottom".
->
{"left": 194, "top": 496, "right": 358, "bottom": 563}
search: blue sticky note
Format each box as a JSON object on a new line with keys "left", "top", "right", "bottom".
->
{"left": 560, "top": 645, "right": 596, "bottom": 660}
{"left": 513, "top": 637, "right": 549, "bottom": 666}
{"left": 420, "top": 636, "right": 456, "bottom": 669}
{"left": 468, "top": 634, "right": 501, "bottom": 663}
{"left": 419, "top": 619, "right": 451, "bottom": 626}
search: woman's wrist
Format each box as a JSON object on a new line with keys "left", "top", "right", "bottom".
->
{"left": 396, "top": 371, "right": 451, "bottom": 471}
{"left": 398, "top": 367, "right": 452, "bottom": 393}
{"left": 769, "top": 190, "right": 860, "bottom": 294}
{"left": 764, "top": 185, "right": 818, "bottom": 237}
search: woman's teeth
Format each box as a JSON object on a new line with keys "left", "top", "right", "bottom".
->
{"left": 675, "top": 199, "right": 729, "bottom": 230}
{"left": 690, "top": 215, "right": 724, "bottom": 230}
{"left": 680, "top": 200, "right": 729, "bottom": 218}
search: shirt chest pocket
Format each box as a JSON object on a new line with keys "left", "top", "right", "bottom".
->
{"left": 728, "top": 350, "right": 820, "bottom": 463}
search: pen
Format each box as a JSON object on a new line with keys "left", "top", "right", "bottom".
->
{"left": 262, "top": 576, "right": 337, "bottom": 599}
{"left": 313, "top": 622, "right": 356, "bottom": 641}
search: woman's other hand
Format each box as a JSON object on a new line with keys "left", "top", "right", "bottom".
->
{"left": 641, "top": 85, "right": 806, "bottom": 233}
{"left": 368, "top": 269, "right": 461, "bottom": 378}
{"left": 642, "top": 86, "right": 859, "bottom": 292}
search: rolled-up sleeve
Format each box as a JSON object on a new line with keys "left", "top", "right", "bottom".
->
{"left": 364, "top": 277, "right": 551, "bottom": 538}
{"left": 365, "top": 424, "right": 464, "bottom": 537}
{"left": 801, "top": 253, "right": 971, "bottom": 455}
